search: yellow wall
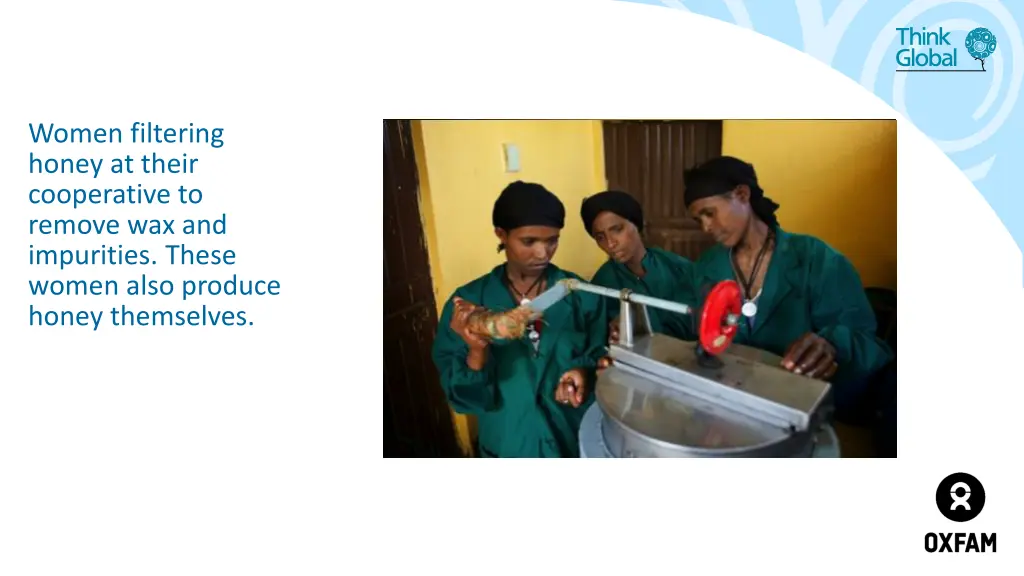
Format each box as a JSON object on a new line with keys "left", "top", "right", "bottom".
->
{"left": 410, "top": 119, "right": 896, "bottom": 455}
{"left": 722, "top": 120, "right": 897, "bottom": 290}
{"left": 411, "top": 120, "right": 607, "bottom": 455}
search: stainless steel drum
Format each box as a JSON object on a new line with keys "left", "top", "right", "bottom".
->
{"left": 578, "top": 399, "right": 841, "bottom": 458}
{"left": 594, "top": 335, "right": 834, "bottom": 458}
{"left": 515, "top": 278, "right": 836, "bottom": 459}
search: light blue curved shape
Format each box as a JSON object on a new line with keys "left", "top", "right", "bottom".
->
{"left": 617, "top": 0, "right": 1024, "bottom": 277}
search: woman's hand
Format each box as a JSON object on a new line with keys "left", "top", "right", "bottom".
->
{"left": 781, "top": 333, "right": 838, "bottom": 380}
{"left": 555, "top": 368, "right": 587, "bottom": 408}
{"left": 450, "top": 297, "right": 490, "bottom": 351}
{"left": 608, "top": 317, "right": 620, "bottom": 345}
{"left": 451, "top": 297, "right": 491, "bottom": 371}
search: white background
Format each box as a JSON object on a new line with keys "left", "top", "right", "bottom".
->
{"left": 1, "top": 0, "right": 1022, "bottom": 574}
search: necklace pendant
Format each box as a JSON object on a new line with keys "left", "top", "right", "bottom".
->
{"left": 527, "top": 325, "right": 541, "bottom": 358}
{"left": 520, "top": 298, "right": 531, "bottom": 306}
{"left": 741, "top": 301, "right": 758, "bottom": 318}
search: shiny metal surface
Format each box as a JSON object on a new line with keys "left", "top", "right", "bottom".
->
{"left": 596, "top": 366, "right": 794, "bottom": 455}
{"left": 523, "top": 280, "right": 835, "bottom": 458}
{"left": 617, "top": 299, "right": 653, "bottom": 348}
{"left": 594, "top": 336, "right": 834, "bottom": 458}
{"left": 579, "top": 402, "right": 840, "bottom": 458}
{"left": 524, "top": 279, "right": 695, "bottom": 324}
{"left": 607, "top": 335, "right": 832, "bottom": 432}
{"left": 522, "top": 280, "right": 571, "bottom": 314}
{"left": 565, "top": 279, "right": 694, "bottom": 316}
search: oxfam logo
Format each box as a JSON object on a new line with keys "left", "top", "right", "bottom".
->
{"left": 965, "top": 27, "right": 998, "bottom": 71}
{"left": 936, "top": 472, "right": 986, "bottom": 522}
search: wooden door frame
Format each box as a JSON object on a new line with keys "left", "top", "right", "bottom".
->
{"left": 601, "top": 120, "right": 723, "bottom": 261}
{"left": 383, "top": 119, "right": 463, "bottom": 458}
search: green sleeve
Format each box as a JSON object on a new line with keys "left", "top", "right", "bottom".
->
{"left": 660, "top": 259, "right": 699, "bottom": 341}
{"left": 572, "top": 289, "right": 611, "bottom": 382}
{"left": 589, "top": 263, "right": 620, "bottom": 326}
{"left": 431, "top": 293, "right": 501, "bottom": 415}
{"left": 660, "top": 310, "right": 697, "bottom": 341}
{"left": 810, "top": 253, "right": 893, "bottom": 384}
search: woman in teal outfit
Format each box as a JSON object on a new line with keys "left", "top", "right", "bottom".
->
{"left": 431, "top": 181, "right": 609, "bottom": 458}
{"left": 682, "top": 156, "right": 893, "bottom": 412}
{"left": 581, "top": 190, "right": 697, "bottom": 341}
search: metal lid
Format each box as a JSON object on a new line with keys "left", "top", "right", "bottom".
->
{"left": 594, "top": 337, "right": 832, "bottom": 454}
{"left": 596, "top": 365, "right": 789, "bottom": 451}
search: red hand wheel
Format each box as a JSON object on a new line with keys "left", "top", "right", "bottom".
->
{"left": 698, "top": 280, "right": 742, "bottom": 356}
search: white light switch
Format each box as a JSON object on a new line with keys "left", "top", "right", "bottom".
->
{"left": 503, "top": 143, "right": 520, "bottom": 173}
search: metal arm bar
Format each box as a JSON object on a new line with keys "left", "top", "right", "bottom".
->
{"left": 563, "top": 279, "right": 694, "bottom": 316}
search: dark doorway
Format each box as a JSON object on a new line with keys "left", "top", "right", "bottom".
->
{"left": 602, "top": 120, "right": 724, "bottom": 261}
{"left": 383, "top": 120, "right": 463, "bottom": 457}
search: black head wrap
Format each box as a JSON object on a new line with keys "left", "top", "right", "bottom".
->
{"left": 580, "top": 190, "right": 644, "bottom": 236}
{"left": 683, "top": 156, "right": 780, "bottom": 229}
{"left": 492, "top": 181, "right": 565, "bottom": 251}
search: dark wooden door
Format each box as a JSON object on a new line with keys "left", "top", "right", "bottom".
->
{"left": 602, "top": 121, "right": 723, "bottom": 261}
{"left": 383, "top": 120, "right": 462, "bottom": 458}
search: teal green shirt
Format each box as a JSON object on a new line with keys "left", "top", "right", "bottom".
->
{"left": 590, "top": 246, "right": 697, "bottom": 339}
{"left": 691, "top": 228, "right": 893, "bottom": 387}
{"left": 431, "top": 264, "right": 609, "bottom": 458}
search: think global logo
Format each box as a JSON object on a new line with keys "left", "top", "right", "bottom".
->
{"left": 896, "top": 26, "right": 997, "bottom": 72}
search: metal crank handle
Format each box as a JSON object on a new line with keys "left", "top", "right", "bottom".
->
{"left": 562, "top": 279, "right": 694, "bottom": 316}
